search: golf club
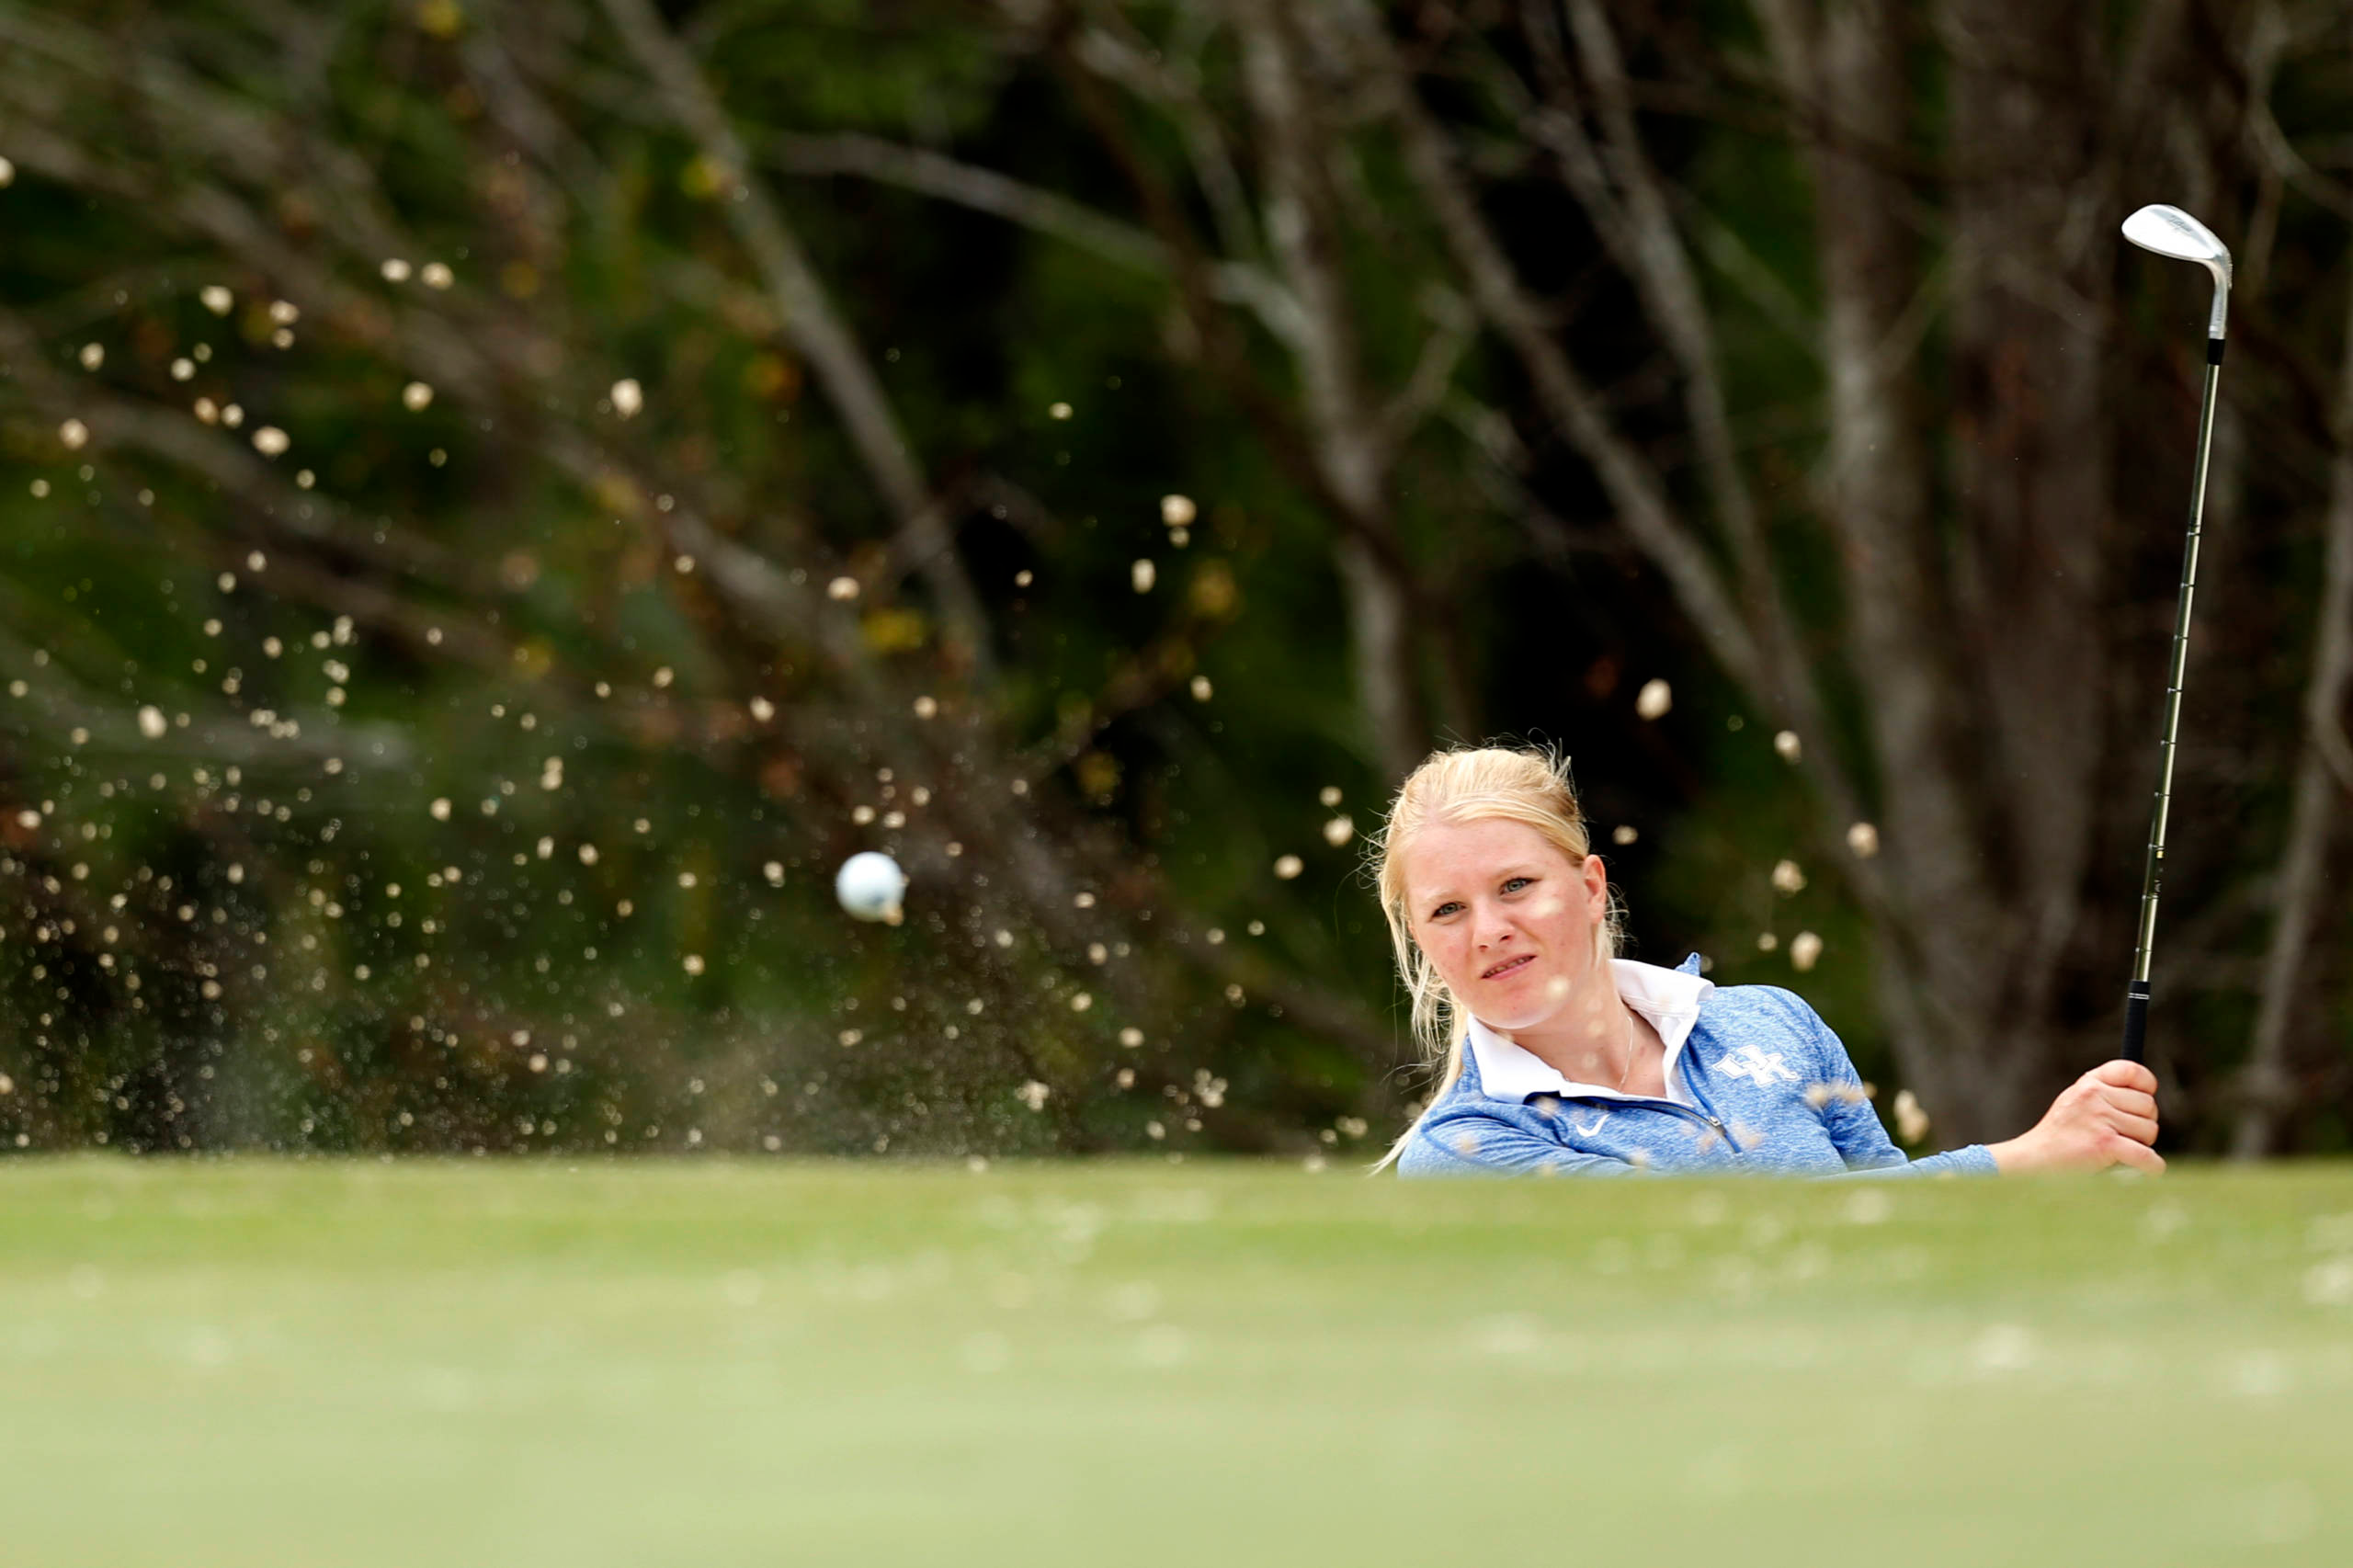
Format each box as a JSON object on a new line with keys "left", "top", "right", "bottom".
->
{"left": 2119, "top": 203, "right": 2233, "bottom": 1064}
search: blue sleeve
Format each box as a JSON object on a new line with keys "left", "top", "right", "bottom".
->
{"left": 1398, "top": 1109, "right": 1643, "bottom": 1178}
{"left": 1791, "top": 996, "right": 1999, "bottom": 1178}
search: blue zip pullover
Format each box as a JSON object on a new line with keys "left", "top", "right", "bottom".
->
{"left": 1397, "top": 954, "right": 1998, "bottom": 1178}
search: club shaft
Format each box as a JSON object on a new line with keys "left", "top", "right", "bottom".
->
{"left": 2123, "top": 344, "right": 2224, "bottom": 1058}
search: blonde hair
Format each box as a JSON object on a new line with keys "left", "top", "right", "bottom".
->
{"left": 1367, "top": 744, "right": 1622, "bottom": 1172}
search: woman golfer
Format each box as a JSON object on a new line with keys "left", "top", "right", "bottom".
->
{"left": 1373, "top": 745, "right": 2163, "bottom": 1177}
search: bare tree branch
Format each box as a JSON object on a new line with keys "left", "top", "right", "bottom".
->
{"left": 774, "top": 130, "right": 1171, "bottom": 269}
{"left": 1339, "top": 0, "right": 1888, "bottom": 899}
{"left": 597, "top": 0, "right": 995, "bottom": 680}
{"left": 759, "top": 130, "right": 1309, "bottom": 346}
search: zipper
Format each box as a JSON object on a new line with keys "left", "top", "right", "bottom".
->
{"left": 1684, "top": 1081, "right": 1742, "bottom": 1155}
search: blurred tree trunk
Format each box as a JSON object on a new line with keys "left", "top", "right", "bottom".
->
{"left": 1757, "top": 0, "right": 2001, "bottom": 1135}
{"left": 2234, "top": 256, "right": 2353, "bottom": 1156}
{"left": 1936, "top": 0, "right": 2116, "bottom": 1139}
{"left": 1495, "top": 0, "right": 2303, "bottom": 1142}
{"left": 1226, "top": 0, "right": 1436, "bottom": 781}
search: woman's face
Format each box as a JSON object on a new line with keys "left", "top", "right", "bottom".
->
{"left": 1399, "top": 817, "right": 1609, "bottom": 1032}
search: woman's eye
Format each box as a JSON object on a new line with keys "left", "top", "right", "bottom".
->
{"left": 1502, "top": 877, "right": 1533, "bottom": 893}
{"left": 1430, "top": 902, "right": 1461, "bottom": 919}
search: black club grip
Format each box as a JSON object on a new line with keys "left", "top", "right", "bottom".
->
{"left": 2120, "top": 981, "right": 2151, "bottom": 1063}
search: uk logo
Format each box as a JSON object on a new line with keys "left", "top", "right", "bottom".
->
{"left": 1714, "top": 1044, "right": 1798, "bottom": 1085}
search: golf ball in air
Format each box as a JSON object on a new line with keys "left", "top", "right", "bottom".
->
{"left": 835, "top": 851, "right": 907, "bottom": 925}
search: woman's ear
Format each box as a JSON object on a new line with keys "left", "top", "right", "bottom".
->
{"left": 1583, "top": 853, "right": 1611, "bottom": 969}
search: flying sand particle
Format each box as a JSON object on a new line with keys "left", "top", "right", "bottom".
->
{"left": 1635, "top": 678, "right": 1672, "bottom": 720}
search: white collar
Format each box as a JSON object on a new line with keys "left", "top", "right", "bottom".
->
{"left": 1466, "top": 958, "right": 1714, "bottom": 1106}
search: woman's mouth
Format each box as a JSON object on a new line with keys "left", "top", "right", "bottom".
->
{"left": 1481, "top": 954, "right": 1534, "bottom": 981}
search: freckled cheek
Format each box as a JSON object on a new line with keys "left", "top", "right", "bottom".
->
{"left": 1426, "top": 938, "right": 1478, "bottom": 993}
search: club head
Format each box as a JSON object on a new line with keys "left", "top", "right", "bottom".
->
{"left": 2122, "top": 205, "right": 2232, "bottom": 286}
{"left": 2124, "top": 204, "right": 2232, "bottom": 339}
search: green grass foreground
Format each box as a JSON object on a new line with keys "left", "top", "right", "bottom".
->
{"left": 3, "top": 1159, "right": 2349, "bottom": 1566}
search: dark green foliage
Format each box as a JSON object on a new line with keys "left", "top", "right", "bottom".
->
{"left": 0, "top": 0, "right": 2347, "bottom": 1159}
